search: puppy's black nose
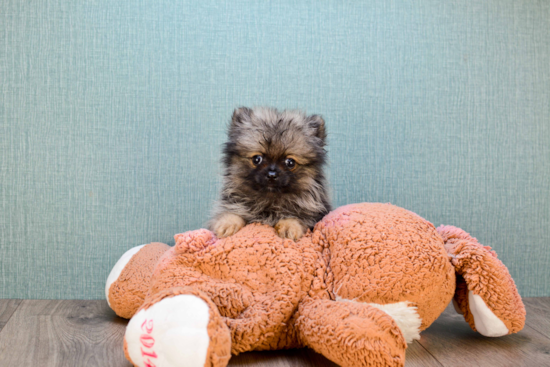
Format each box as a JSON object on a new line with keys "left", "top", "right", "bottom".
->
{"left": 267, "top": 170, "right": 278, "bottom": 180}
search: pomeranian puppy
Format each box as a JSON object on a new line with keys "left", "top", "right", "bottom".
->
{"left": 208, "top": 106, "right": 331, "bottom": 241}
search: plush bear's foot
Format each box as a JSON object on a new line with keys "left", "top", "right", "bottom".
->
{"left": 124, "top": 287, "right": 231, "bottom": 367}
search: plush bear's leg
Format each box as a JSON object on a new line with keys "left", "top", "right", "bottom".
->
{"left": 437, "top": 225, "right": 526, "bottom": 336}
{"left": 124, "top": 286, "right": 231, "bottom": 367}
{"left": 224, "top": 296, "right": 297, "bottom": 354}
{"left": 295, "top": 298, "right": 407, "bottom": 367}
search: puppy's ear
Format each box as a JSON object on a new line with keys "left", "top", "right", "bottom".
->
{"left": 231, "top": 107, "right": 252, "bottom": 127}
{"left": 307, "top": 114, "right": 327, "bottom": 142}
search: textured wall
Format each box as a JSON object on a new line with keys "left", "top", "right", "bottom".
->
{"left": 1, "top": 0, "right": 548, "bottom": 299}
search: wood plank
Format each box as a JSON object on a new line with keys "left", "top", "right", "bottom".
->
{"left": 230, "top": 349, "right": 337, "bottom": 367}
{"left": 523, "top": 297, "right": 550, "bottom": 338}
{"left": 417, "top": 302, "right": 550, "bottom": 367}
{"left": 0, "top": 299, "right": 21, "bottom": 331}
{"left": 0, "top": 300, "right": 131, "bottom": 367}
{"left": 0, "top": 298, "right": 548, "bottom": 366}
{"left": 228, "top": 332, "right": 442, "bottom": 366}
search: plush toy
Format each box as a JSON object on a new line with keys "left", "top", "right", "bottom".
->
{"left": 105, "top": 203, "right": 525, "bottom": 367}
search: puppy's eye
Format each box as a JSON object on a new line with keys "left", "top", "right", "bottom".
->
{"left": 285, "top": 158, "right": 296, "bottom": 169}
{"left": 252, "top": 155, "right": 263, "bottom": 166}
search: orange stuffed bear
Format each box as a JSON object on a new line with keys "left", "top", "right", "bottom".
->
{"left": 106, "top": 203, "right": 525, "bottom": 367}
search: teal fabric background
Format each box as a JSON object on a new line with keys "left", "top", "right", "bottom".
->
{"left": 1, "top": 1, "right": 549, "bottom": 299}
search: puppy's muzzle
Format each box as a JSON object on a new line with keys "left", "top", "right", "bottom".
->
{"left": 266, "top": 165, "right": 279, "bottom": 181}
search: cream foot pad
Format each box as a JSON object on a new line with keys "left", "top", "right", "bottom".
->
{"left": 125, "top": 295, "right": 211, "bottom": 367}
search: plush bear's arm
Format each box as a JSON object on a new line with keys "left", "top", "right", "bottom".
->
{"left": 106, "top": 242, "right": 171, "bottom": 318}
{"left": 438, "top": 225, "right": 526, "bottom": 336}
{"left": 178, "top": 280, "right": 254, "bottom": 319}
{"left": 295, "top": 298, "right": 407, "bottom": 367}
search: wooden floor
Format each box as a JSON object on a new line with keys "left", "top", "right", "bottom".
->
{"left": 0, "top": 298, "right": 548, "bottom": 367}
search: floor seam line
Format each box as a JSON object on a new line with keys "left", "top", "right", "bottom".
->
{"left": 0, "top": 299, "right": 23, "bottom": 334}
{"left": 414, "top": 339, "right": 445, "bottom": 367}
{"left": 524, "top": 323, "right": 550, "bottom": 341}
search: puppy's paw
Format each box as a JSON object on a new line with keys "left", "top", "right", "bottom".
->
{"left": 211, "top": 213, "right": 245, "bottom": 238}
{"left": 275, "top": 218, "right": 306, "bottom": 241}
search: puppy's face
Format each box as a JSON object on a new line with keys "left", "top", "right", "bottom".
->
{"left": 245, "top": 152, "right": 299, "bottom": 193}
{"left": 223, "top": 107, "right": 327, "bottom": 196}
